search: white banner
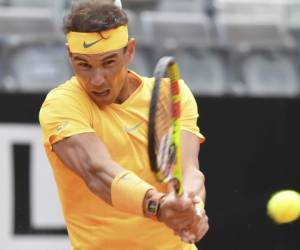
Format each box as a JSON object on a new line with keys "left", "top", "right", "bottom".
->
{"left": 0, "top": 124, "right": 69, "bottom": 250}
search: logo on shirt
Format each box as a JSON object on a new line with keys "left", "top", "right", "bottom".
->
{"left": 56, "top": 121, "right": 69, "bottom": 133}
{"left": 124, "top": 121, "right": 143, "bottom": 133}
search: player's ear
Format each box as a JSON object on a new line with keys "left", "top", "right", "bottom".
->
{"left": 65, "top": 43, "right": 73, "bottom": 65}
{"left": 125, "top": 38, "right": 136, "bottom": 64}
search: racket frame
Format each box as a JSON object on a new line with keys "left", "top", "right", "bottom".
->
{"left": 148, "top": 56, "right": 183, "bottom": 196}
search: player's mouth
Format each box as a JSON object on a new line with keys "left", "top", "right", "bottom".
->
{"left": 92, "top": 89, "right": 110, "bottom": 97}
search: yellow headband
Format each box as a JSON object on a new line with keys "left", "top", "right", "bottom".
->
{"left": 66, "top": 25, "right": 128, "bottom": 54}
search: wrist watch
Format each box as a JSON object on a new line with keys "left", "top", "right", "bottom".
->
{"left": 145, "top": 192, "right": 165, "bottom": 219}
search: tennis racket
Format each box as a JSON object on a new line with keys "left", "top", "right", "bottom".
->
{"left": 148, "top": 56, "right": 184, "bottom": 196}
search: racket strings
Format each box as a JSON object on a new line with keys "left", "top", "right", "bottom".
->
{"left": 155, "top": 80, "right": 171, "bottom": 135}
{"left": 154, "top": 79, "right": 174, "bottom": 176}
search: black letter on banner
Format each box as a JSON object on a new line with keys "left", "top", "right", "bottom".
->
{"left": 13, "top": 143, "right": 67, "bottom": 235}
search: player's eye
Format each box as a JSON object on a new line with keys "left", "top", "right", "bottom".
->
{"left": 78, "top": 62, "right": 91, "bottom": 69}
{"left": 103, "top": 59, "right": 116, "bottom": 67}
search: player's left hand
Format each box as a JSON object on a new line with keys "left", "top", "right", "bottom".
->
{"left": 178, "top": 203, "right": 209, "bottom": 244}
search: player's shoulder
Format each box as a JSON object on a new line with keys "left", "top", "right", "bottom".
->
{"left": 130, "top": 70, "right": 192, "bottom": 99}
{"left": 39, "top": 77, "right": 93, "bottom": 124}
{"left": 43, "top": 77, "right": 89, "bottom": 105}
{"left": 45, "top": 77, "right": 81, "bottom": 98}
{"left": 178, "top": 79, "right": 192, "bottom": 94}
{"left": 141, "top": 75, "right": 154, "bottom": 88}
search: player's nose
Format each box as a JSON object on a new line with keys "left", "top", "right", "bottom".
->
{"left": 91, "top": 69, "right": 105, "bottom": 87}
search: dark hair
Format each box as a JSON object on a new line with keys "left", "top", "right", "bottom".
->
{"left": 63, "top": 0, "right": 128, "bottom": 34}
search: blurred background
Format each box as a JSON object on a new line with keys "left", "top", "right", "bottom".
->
{"left": 0, "top": 0, "right": 299, "bottom": 249}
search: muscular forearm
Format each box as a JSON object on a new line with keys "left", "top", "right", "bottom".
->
{"left": 53, "top": 133, "right": 125, "bottom": 205}
{"left": 82, "top": 158, "right": 124, "bottom": 205}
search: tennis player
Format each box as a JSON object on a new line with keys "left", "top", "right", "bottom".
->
{"left": 39, "top": 0, "right": 208, "bottom": 249}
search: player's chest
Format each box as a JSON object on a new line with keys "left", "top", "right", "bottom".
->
{"left": 91, "top": 106, "right": 149, "bottom": 147}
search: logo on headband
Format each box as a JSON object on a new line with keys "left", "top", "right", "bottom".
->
{"left": 83, "top": 38, "right": 103, "bottom": 49}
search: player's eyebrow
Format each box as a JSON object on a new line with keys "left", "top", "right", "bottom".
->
{"left": 101, "top": 53, "right": 118, "bottom": 61}
{"left": 73, "top": 53, "right": 118, "bottom": 63}
{"left": 73, "top": 56, "right": 88, "bottom": 62}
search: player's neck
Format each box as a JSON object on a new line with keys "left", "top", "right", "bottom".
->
{"left": 116, "top": 73, "right": 139, "bottom": 104}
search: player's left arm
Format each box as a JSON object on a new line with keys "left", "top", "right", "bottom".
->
{"left": 179, "top": 80, "right": 206, "bottom": 204}
{"left": 181, "top": 130, "right": 206, "bottom": 205}
{"left": 178, "top": 81, "right": 208, "bottom": 242}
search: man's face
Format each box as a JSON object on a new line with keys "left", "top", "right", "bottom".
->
{"left": 68, "top": 40, "right": 135, "bottom": 106}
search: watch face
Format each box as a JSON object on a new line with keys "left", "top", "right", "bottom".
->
{"left": 147, "top": 200, "right": 158, "bottom": 214}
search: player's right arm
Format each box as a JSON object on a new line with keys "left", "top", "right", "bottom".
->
{"left": 53, "top": 132, "right": 198, "bottom": 238}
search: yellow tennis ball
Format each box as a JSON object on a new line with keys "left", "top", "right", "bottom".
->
{"left": 267, "top": 190, "right": 300, "bottom": 224}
